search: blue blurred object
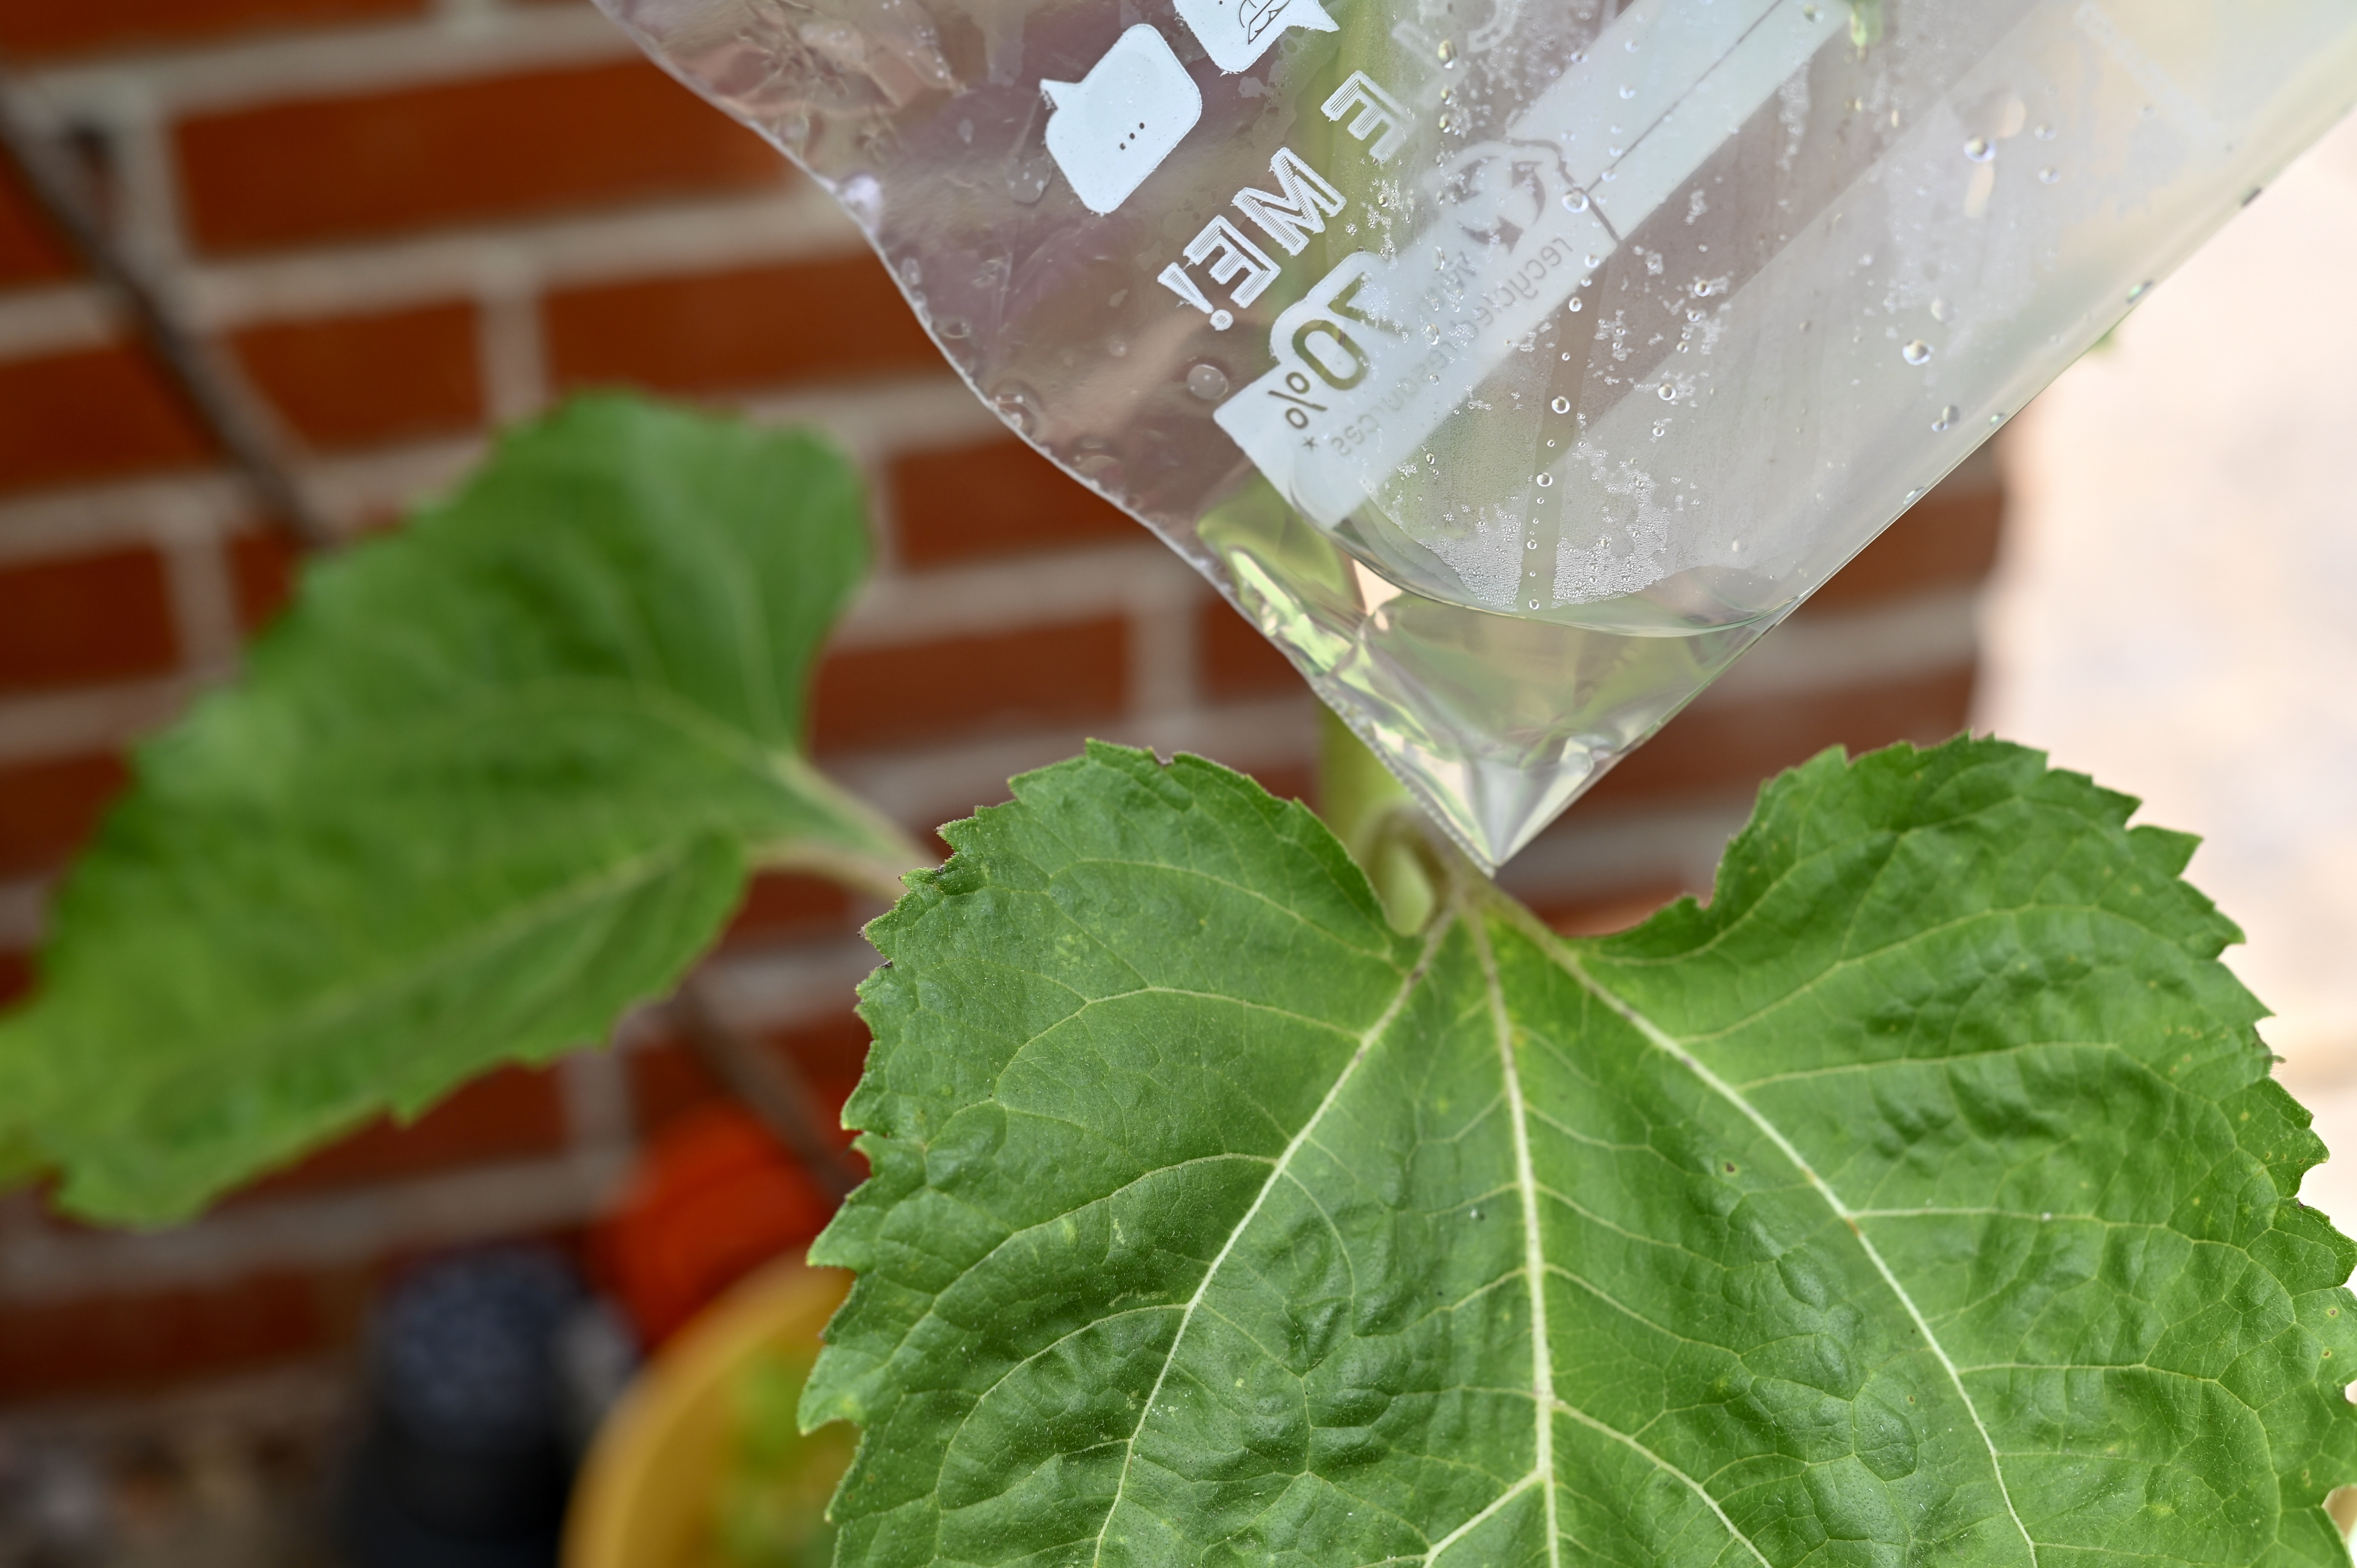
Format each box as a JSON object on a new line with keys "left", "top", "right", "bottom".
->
{"left": 338, "top": 1247, "right": 587, "bottom": 1568}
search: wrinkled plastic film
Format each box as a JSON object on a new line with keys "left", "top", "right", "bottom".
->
{"left": 596, "top": 0, "right": 2357, "bottom": 867}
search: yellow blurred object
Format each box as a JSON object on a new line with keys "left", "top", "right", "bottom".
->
{"left": 564, "top": 1260, "right": 852, "bottom": 1568}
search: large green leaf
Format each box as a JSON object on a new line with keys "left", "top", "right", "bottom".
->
{"left": 805, "top": 738, "right": 2357, "bottom": 1568}
{"left": 0, "top": 395, "right": 914, "bottom": 1224}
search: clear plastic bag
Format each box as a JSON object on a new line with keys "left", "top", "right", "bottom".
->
{"left": 595, "top": 0, "right": 2357, "bottom": 866}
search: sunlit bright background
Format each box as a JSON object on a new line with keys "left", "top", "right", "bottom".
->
{"left": 1981, "top": 108, "right": 2357, "bottom": 1232}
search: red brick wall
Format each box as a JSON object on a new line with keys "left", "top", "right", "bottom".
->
{"left": 0, "top": 0, "right": 2002, "bottom": 1400}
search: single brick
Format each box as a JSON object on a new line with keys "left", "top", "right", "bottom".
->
{"left": 1198, "top": 598, "right": 1301, "bottom": 701}
{"left": 230, "top": 528, "right": 304, "bottom": 631}
{"left": 234, "top": 300, "right": 481, "bottom": 449}
{"left": 235, "top": 1063, "right": 570, "bottom": 1200}
{"left": 1528, "top": 883, "right": 1695, "bottom": 939}
{"left": 1813, "top": 481, "right": 2004, "bottom": 608}
{"left": 0, "top": 0, "right": 420, "bottom": 59}
{"left": 0, "top": 752, "right": 128, "bottom": 877}
{"left": 810, "top": 618, "right": 1129, "bottom": 754}
{"left": 0, "top": 1265, "right": 371, "bottom": 1400}
{"left": 1583, "top": 664, "right": 1976, "bottom": 808}
{"left": 176, "top": 59, "right": 782, "bottom": 253}
{"left": 0, "top": 547, "right": 182, "bottom": 694}
{"left": 0, "top": 345, "right": 214, "bottom": 494}
{"left": 891, "top": 436, "right": 1135, "bottom": 566}
{"left": 720, "top": 871, "right": 856, "bottom": 948}
{"left": 545, "top": 255, "right": 939, "bottom": 396}
{"left": 0, "top": 157, "right": 75, "bottom": 286}
{"left": 628, "top": 1011, "right": 870, "bottom": 1141}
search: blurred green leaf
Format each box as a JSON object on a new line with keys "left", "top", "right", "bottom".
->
{"left": 0, "top": 394, "right": 917, "bottom": 1224}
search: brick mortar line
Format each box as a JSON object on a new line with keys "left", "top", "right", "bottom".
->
{"left": 180, "top": 187, "right": 859, "bottom": 329}
{"left": 0, "top": 372, "right": 989, "bottom": 567}
{"left": 0, "top": 1147, "right": 634, "bottom": 1302}
{"left": 824, "top": 696, "right": 1321, "bottom": 830}
{"left": 1703, "top": 586, "right": 1982, "bottom": 703}
{"left": 0, "top": 192, "right": 861, "bottom": 361}
{"left": 831, "top": 542, "right": 1203, "bottom": 651}
{"left": 1497, "top": 800, "right": 1758, "bottom": 909}
{"left": 23, "top": 4, "right": 642, "bottom": 121}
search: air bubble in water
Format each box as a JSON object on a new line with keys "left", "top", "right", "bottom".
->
{"left": 1186, "top": 363, "right": 1229, "bottom": 400}
{"left": 1902, "top": 339, "right": 1934, "bottom": 366}
{"left": 1964, "top": 137, "right": 1994, "bottom": 162}
{"left": 1933, "top": 405, "right": 1959, "bottom": 431}
{"left": 1550, "top": 396, "right": 1572, "bottom": 414}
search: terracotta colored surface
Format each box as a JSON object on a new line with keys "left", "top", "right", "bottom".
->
{"left": 176, "top": 60, "right": 781, "bottom": 252}
{"left": 235, "top": 1064, "right": 572, "bottom": 1200}
{"left": 0, "top": 0, "right": 421, "bottom": 59}
{"left": 892, "top": 436, "right": 1137, "bottom": 566}
{"left": 0, "top": 548, "right": 182, "bottom": 694}
{"left": 0, "top": 347, "right": 213, "bottom": 495}
{"left": 235, "top": 300, "right": 482, "bottom": 448}
{"left": 811, "top": 618, "right": 1129, "bottom": 754}
{"left": 0, "top": 752, "right": 129, "bottom": 876}
{"left": 547, "top": 255, "right": 940, "bottom": 396}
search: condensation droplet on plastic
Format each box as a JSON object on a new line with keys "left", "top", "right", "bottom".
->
{"left": 1435, "top": 37, "right": 1456, "bottom": 63}
{"left": 1562, "top": 189, "right": 1590, "bottom": 213}
{"left": 1964, "top": 137, "right": 1994, "bottom": 162}
{"left": 1929, "top": 298, "right": 1951, "bottom": 322}
{"left": 898, "top": 257, "right": 923, "bottom": 285}
{"left": 1933, "top": 405, "right": 1959, "bottom": 431}
{"left": 1902, "top": 339, "right": 1934, "bottom": 366}
{"left": 2034, "top": 123, "right": 2057, "bottom": 141}
{"left": 1656, "top": 383, "right": 1677, "bottom": 401}
{"left": 1186, "top": 363, "right": 1229, "bottom": 401}
{"left": 937, "top": 317, "right": 971, "bottom": 340}
{"left": 1567, "top": 297, "right": 1583, "bottom": 312}
{"left": 1535, "top": 472, "right": 1555, "bottom": 487}
{"left": 1618, "top": 83, "right": 1636, "bottom": 99}
{"left": 2039, "top": 166, "right": 2061, "bottom": 184}
{"left": 1550, "top": 396, "right": 1572, "bottom": 414}
{"left": 1526, "top": 539, "right": 1539, "bottom": 549}
{"left": 1904, "top": 487, "right": 1924, "bottom": 503}
{"left": 2127, "top": 279, "right": 2154, "bottom": 303}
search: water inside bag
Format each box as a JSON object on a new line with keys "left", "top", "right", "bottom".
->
{"left": 595, "top": 0, "right": 2357, "bottom": 868}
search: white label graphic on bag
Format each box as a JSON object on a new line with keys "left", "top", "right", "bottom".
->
{"left": 1173, "top": 0, "right": 1339, "bottom": 74}
{"left": 1213, "top": 0, "right": 1846, "bottom": 528}
{"left": 1216, "top": 143, "right": 1617, "bottom": 527}
{"left": 1043, "top": 26, "right": 1203, "bottom": 215}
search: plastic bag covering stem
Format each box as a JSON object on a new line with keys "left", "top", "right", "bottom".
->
{"left": 593, "top": 0, "right": 2357, "bottom": 867}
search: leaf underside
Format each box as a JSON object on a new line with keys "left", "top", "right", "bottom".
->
{"left": 807, "top": 738, "right": 2357, "bottom": 1568}
{"left": 0, "top": 395, "right": 902, "bottom": 1224}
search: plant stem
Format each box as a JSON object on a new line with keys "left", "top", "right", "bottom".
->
{"left": 674, "top": 975, "right": 864, "bottom": 1199}
{"left": 1316, "top": 708, "right": 1444, "bottom": 932}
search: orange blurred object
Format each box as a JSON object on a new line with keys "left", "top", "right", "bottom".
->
{"left": 597, "top": 1105, "right": 835, "bottom": 1347}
